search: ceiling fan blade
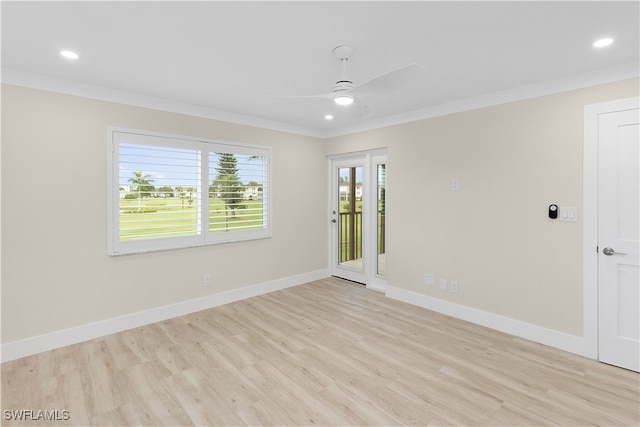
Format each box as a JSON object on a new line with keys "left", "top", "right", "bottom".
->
{"left": 253, "top": 89, "right": 335, "bottom": 100}
{"left": 351, "top": 63, "right": 426, "bottom": 96}
{"left": 356, "top": 105, "right": 372, "bottom": 119}
{"left": 339, "top": 103, "right": 371, "bottom": 119}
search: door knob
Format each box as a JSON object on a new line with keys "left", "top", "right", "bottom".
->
{"left": 603, "top": 247, "right": 626, "bottom": 256}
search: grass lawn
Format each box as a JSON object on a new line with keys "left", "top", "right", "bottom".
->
{"left": 120, "top": 197, "right": 382, "bottom": 263}
{"left": 119, "top": 197, "right": 264, "bottom": 241}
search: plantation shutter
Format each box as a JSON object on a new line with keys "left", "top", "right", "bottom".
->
{"left": 111, "top": 132, "right": 203, "bottom": 254}
{"left": 108, "top": 129, "right": 271, "bottom": 255}
{"left": 206, "top": 145, "right": 270, "bottom": 243}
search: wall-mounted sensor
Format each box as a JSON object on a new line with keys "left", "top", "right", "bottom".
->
{"left": 548, "top": 204, "right": 558, "bottom": 219}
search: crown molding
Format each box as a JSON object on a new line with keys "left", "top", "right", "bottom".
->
{"left": 0, "top": 68, "right": 325, "bottom": 139}
{"left": 3, "top": 62, "right": 638, "bottom": 140}
{"left": 324, "top": 61, "right": 640, "bottom": 138}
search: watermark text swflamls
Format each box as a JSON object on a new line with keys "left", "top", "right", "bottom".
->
{"left": 4, "top": 409, "right": 70, "bottom": 421}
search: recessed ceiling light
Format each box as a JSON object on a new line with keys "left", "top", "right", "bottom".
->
{"left": 324, "top": 114, "right": 334, "bottom": 120}
{"left": 593, "top": 38, "right": 613, "bottom": 48}
{"left": 60, "top": 50, "right": 79, "bottom": 60}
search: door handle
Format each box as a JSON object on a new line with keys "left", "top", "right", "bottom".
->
{"left": 602, "top": 247, "right": 626, "bottom": 256}
{"left": 331, "top": 219, "right": 337, "bottom": 223}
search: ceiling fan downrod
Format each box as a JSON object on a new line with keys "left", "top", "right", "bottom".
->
{"left": 332, "top": 45, "right": 355, "bottom": 105}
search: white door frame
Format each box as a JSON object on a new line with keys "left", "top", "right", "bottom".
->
{"left": 328, "top": 149, "right": 387, "bottom": 290}
{"left": 582, "top": 96, "right": 640, "bottom": 359}
{"left": 368, "top": 153, "right": 388, "bottom": 291}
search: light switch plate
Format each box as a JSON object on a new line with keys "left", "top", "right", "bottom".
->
{"left": 559, "top": 207, "right": 578, "bottom": 222}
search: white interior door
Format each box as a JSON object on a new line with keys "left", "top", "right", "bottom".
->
{"left": 598, "top": 107, "right": 640, "bottom": 372}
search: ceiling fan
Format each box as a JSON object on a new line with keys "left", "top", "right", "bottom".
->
{"left": 265, "top": 45, "right": 426, "bottom": 115}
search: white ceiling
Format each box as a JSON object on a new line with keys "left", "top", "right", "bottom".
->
{"left": 2, "top": 1, "right": 639, "bottom": 138}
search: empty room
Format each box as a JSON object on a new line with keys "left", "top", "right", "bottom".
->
{"left": 1, "top": 1, "right": 639, "bottom": 426}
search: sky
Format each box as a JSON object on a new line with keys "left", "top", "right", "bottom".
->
{"left": 338, "top": 166, "right": 363, "bottom": 183}
{"left": 119, "top": 144, "right": 265, "bottom": 189}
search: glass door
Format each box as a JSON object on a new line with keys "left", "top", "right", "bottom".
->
{"left": 338, "top": 165, "right": 364, "bottom": 270}
{"left": 331, "top": 158, "right": 366, "bottom": 284}
{"left": 376, "top": 163, "right": 386, "bottom": 277}
{"left": 330, "top": 151, "right": 387, "bottom": 290}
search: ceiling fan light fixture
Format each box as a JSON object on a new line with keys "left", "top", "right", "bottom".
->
{"left": 60, "top": 50, "right": 79, "bottom": 60}
{"left": 593, "top": 37, "right": 613, "bottom": 48}
{"left": 334, "top": 94, "right": 354, "bottom": 106}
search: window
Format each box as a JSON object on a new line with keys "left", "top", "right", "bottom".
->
{"left": 108, "top": 129, "right": 271, "bottom": 255}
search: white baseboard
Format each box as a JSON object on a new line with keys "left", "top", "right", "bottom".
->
{"left": 385, "top": 286, "right": 585, "bottom": 357}
{"left": 1, "top": 269, "right": 329, "bottom": 362}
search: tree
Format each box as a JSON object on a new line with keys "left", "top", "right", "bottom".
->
{"left": 211, "top": 153, "right": 246, "bottom": 228}
{"left": 175, "top": 186, "right": 187, "bottom": 208}
{"left": 158, "top": 186, "right": 174, "bottom": 198}
{"left": 128, "top": 171, "right": 155, "bottom": 212}
{"left": 186, "top": 187, "right": 196, "bottom": 206}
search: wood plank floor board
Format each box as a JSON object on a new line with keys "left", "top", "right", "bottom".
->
{"left": 544, "top": 386, "right": 638, "bottom": 426}
{"left": 255, "top": 359, "right": 338, "bottom": 425}
{"left": 585, "top": 365, "right": 640, "bottom": 396}
{"left": 317, "top": 381, "right": 403, "bottom": 426}
{"left": 265, "top": 352, "right": 334, "bottom": 395}
{"left": 238, "top": 361, "right": 328, "bottom": 426}
{"left": 165, "top": 370, "right": 243, "bottom": 427}
{"left": 2, "top": 277, "right": 639, "bottom": 426}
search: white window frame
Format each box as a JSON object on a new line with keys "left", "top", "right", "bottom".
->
{"left": 107, "top": 127, "right": 271, "bottom": 256}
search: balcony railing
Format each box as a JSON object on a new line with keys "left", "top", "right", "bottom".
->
{"left": 339, "top": 211, "right": 361, "bottom": 263}
{"left": 339, "top": 210, "right": 385, "bottom": 263}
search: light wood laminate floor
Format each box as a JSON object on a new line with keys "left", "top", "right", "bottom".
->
{"left": 2, "top": 277, "right": 639, "bottom": 426}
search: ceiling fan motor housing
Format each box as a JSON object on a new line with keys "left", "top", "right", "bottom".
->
{"left": 332, "top": 45, "right": 355, "bottom": 94}
{"left": 333, "top": 79, "right": 354, "bottom": 94}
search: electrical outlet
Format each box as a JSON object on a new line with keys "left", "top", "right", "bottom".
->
{"left": 424, "top": 274, "right": 434, "bottom": 286}
{"left": 439, "top": 279, "right": 448, "bottom": 291}
{"left": 449, "top": 280, "right": 459, "bottom": 294}
{"left": 203, "top": 274, "right": 211, "bottom": 287}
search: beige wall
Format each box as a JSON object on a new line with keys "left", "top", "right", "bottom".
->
{"left": 2, "top": 78, "right": 638, "bottom": 346}
{"left": 1, "top": 85, "right": 327, "bottom": 343}
{"left": 326, "top": 78, "right": 639, "bottom": 337}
